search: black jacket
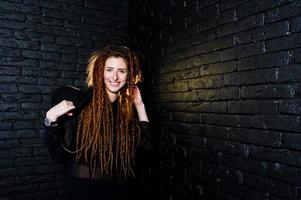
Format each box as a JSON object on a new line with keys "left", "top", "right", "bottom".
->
{"left": 44, "top": 86, "right": 152, "bottom": 166}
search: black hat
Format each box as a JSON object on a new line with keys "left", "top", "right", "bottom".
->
{"left": 51, "top": 85, "right": 93, "bottom": 114}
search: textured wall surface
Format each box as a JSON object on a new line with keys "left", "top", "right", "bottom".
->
{"left": 2, "top": 0, "right": 301, "bottom": 199}
{"left": 0, "top": 0, "right": 128, "bottom": 199}
{"left": 133, "top": 0, "right": 301, "bottom": 199}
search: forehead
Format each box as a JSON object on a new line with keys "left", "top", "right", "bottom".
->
{"left": 104, "top": 56, "right": 128, "bottom": 69}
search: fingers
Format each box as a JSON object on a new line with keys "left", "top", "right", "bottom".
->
{"left": 60, "top": 100, "right": 75, "bottom": 111}
{"left": 47, "top": 100, "right": 76, "bottom": 121}
{"left": 66, "top": 112, "right": 73, "bottom": 116}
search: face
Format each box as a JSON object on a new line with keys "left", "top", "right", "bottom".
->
{"left": 103, "top": 56, "right": 128, "bottom": 99}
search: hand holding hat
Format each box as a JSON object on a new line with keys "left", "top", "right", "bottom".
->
{"left": 44, "top": 86, "right": 93, "bottom": 126}
{"left": 46, "top": 100, "right": 76, "bottom": 124}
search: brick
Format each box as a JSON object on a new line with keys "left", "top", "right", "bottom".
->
{"left": 0, "top": 140, "right": 20, "bottom": 148}
{"left": 228, "top": 100, "right": 278, "bottom": 114}
{"left": 220, "top": 42, "right": 264, "bottom": 61}
{"left": 0, "top": 177, "right": 14, "bottom": 187}
{"left": 22, "top": 50, "right": 60, "bottom": 61}
{"left": 221, "top": 154, "right": 268, "bottom": 176}
{"left": 0, "top": 130, "right": 36, "bottom": 139}
{"left": 171, "top": 36, "right": 234, "bottom": 60}
{"left": 239, "top": 114, "right": 281, "bottom": 130}
{"left": 280, "top": 99, "right": 301, "bottom": 114}
{"left": 37, "top": 24, "right": 76, "bottom": 37}
{"left": 42, "top": 8, "right": 80, "bottom": 21}
{"left": 201, "top": 61, "right": 237, "bottom": 76}
{"left": 266, "top": 2, "right": 301, "bottom": 23}
{"left": 235, "top": 21, "right": 289, "bottom": 44}
{"left": 0, "top": 67, "right": 21, "bottom": 75}
{"left": 240, "top": 84, "right": 295, "bottom": 99}
{"left": 267, "top": 33, "right": 301, "bottom": 52}
{"left": 33, "top": 147, "right": 49, "bottom": 156}
{"left": 15, "top": 156, "right": 54, "bottom": 166}
{"left": 0, "top": 27, "right": 13, "bottom": 38}
{"left": 237, "top": 52, "right": 289, "bottom": 71}
{"left": 279, "top": 114, "right": 301, "bottom": 133}
{"left": 151, "top": 91, "right": 199, "bottom": 103}
{"left": 268, "top": 163, "right": 301, "bottom": 184}
{"left": 18, "top": 85, "right": 57, "bottom": 94}
{"left": 0, "top": 158, "right": 14, "bottom": 168}
{"left": 1, "top": 94, "right": 42, "bottom": 103}
{"left": 62, "top": 54, "right": 79, "bottom": 63}
{"left": 35, "top": 164, "right": 63, "bottom": 174}
{"left": 56, "top": 36, "right": 91, "bottom": 47}
{"left": 0, "top": 38, "right": 39, "bottom": 50}
{"left": 0, "top": 1, "right": 40, "bottom": 14}
{"left": 206, "top": 138, "right": 249, "bottom": 157}
{"left": 203, "top": 113, "right": 239, "bottom": 127}
{"left": 291, "top": 48, "right": 301, "bottom": 63}
{"left": 243, "top": 173, "right": 294, "bottom": 199}
{"left": 187, "top": 5, "right": 217, "bottom": 26}
{"left": 250, "top": 146, "right": 301, "bottom": 167}
{"left": 220, "top": 0, "right": 245, "bottom": 11}
{"left": 162, "top": 122, "right": 191, "bottom": 135}
{"left": 41, "top": 43, "right": 76, "bottom": 54}
{"left": 0, "top": 18, "right": 26, "bottom": 30}
{"left": 230, "top": 127, "right": 281, "bottom": 147}
{"left": 218, "top": 14, "right": 264, "bottom": 37}
{"left": 0, "top": 84, "right": 18, "bottom": 93}
{"left": 37, "top": 77, "right": 73, "bottom": 86}
{"left": 0, "top": 10, "right": 26, "bottom": 21}
{"left": 291, "top": 15, "right": 301, "bottom": 33}
{"left": 171, "top": 112, "right": 201, "bottom": 123}
{"left": 14, "top": 30, "right": 55, "bottom": 42}
{"left": 10, "top": 148, "right": 31, "bottom": 157}
{"left": 277, "top": 65, "right": 301, "bottom": 82}
{"left": 0, "top": 57, "right": 38, "bottom": 67}
{"left": 154, "top": 81, "right": 189, "bottom": 93}
{"left": 21, "top": 138, "right": 45, "bottom": 148}
{"left": 0, "top": 120, "right": 12, "bottom": 130}
{"left": 237, "top": 0, "right": 290, "bottom": 19}
{"left": 21, "top": 102, "right": 49, "bottom": 111}
{"left": 0, "top": 102, "right": 20, "bottom": 112}
{"left": 224, "top": 68, "right": 278, "bottom": 86}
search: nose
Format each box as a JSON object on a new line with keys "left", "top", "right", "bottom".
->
{"left": 113, "top": 71, "right": 118, "bottom": 80}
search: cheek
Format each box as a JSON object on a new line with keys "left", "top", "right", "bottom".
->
{"left": 121, "top": 73, "right": 128, "bottom": 82}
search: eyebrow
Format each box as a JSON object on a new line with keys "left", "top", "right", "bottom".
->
{"left": 105, "top": 66, "right": 128, "bottom": 70}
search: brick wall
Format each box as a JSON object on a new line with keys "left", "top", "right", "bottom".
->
{"left": 132, "top": 0, "right": 301, "bottom": 199}
{"left": 0, "top": 0, "right": 128, "bottom": 199}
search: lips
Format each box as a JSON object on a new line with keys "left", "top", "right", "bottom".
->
{"left": 110, "top": 81, "right": 121, "bottom": 87}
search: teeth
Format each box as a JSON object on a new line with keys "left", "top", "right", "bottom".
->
{"left": 110, "top": 82, "right": 119, "bottom": 87}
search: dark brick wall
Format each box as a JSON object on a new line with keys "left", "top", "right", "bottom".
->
{"left": 132, "top": 0, "right": 301, "bottom": 199}
{"left": 0, "top": 0, "right": 128, "bottom": 199}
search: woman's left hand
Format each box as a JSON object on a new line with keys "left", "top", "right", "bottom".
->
{"left": 132, "top": 85, "right": 149, "bottom": 122}
{"left": 132, "top": 85, "right": 144, "bottom": 107}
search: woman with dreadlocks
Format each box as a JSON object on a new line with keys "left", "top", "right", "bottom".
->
{"left": 43, "top": 45, "right": 151, "bottom": 200}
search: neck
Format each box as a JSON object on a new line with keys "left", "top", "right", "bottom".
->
{"left": 106, "top": 90, "right": 117, "bottom": 103}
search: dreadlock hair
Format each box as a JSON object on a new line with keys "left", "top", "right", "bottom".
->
{"left": 73, "top": 45, "right": 142, "bottom": 178}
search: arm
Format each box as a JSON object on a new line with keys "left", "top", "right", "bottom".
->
{"left": 132, "top": 86, "right": 152, "bottom": 150}
{"left": 132, "top": 86, "right": 149, "bottom": 122}
{"left": 43, "top": 100, "right": 75, "bottom": 162}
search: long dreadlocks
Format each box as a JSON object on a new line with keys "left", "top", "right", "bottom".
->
{"left": 72, "top": 45, "right": 142, "bottom": 178}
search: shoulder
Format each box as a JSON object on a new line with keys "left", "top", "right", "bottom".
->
{"left": 51, "top": 85, "right": 93, "bottom": 110}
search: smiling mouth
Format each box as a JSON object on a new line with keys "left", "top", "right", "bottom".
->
{"left": 109, "top": 81, "right": 121, "bottom": 87}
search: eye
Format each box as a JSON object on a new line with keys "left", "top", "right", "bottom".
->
{"left": 105, "top": 68, "right": 113, "bottom": 72}
{"left": 119, "top": 69, "right": 127, "bottom": 74}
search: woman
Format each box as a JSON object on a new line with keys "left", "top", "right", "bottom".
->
{"left": 43, "top": 45, "right": 151, "bottom": 200}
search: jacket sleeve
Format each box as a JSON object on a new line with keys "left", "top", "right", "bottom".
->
{"left": 138, "top": 121, "right": 153, "bottom": 151}
{"left": 43, "top": 123, "right": 68, "bottom": 163}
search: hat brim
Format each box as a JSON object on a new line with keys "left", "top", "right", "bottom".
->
{"left": 51, "top": 85, "right": 93, "bottom": 113}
